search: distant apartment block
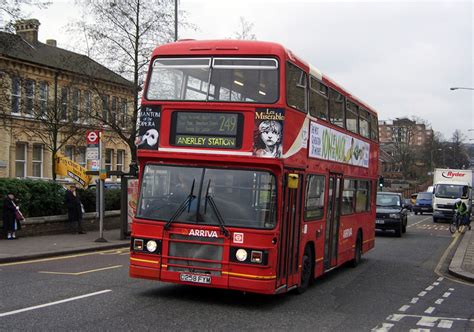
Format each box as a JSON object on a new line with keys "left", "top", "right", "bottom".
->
{"left": 379, "top": 118, "right": 433, "bottom": 146}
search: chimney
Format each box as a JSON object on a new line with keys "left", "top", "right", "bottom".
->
{"left": 46, "top": 39, "right": 57, "bottom": 47}
{"left": 14, "top": 19, "right": 40, "bottom": 44}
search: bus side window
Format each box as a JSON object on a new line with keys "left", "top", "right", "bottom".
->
{"left": 309, "top": 76, "right": 328, "bottom": 120}
{"left": 359, "top": 109, "right": 370, "bottom": 139}
{"left": 329, "top": 88, "right": 345, "bottom": 128}
{"left": 286, "top": 62, "right": 307, "bottom": 113}
{"left": 370, "top": 113, "right": 379, "bottom": 141}
{"left": 304, "top": 174, "right": 325, "bottom": 220}
{"left": 346, "top": 100, "right": 359, "bottom": 134}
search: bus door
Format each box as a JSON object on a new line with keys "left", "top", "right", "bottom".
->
{"left": 277, "top": 171, "right": 303, "bottom": 290}
{"left": 324, "top": 173, "right": 343, "bottom": 270}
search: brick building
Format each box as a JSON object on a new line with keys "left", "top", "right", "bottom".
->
{"left": 0, "top": 19, "right": 134, "bottom": 181}
{"left": 379, "top": 118, "right": 433, "bottom": 146}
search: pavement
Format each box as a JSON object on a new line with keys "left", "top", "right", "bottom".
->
{"left": 0, "top": 229, "right": 129, "bottom": 264}
{"left": 0, "top": 225, "right": 473, "bottom": 284}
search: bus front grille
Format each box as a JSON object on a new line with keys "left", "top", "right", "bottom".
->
{"left": 167, "top": 234, "right": 224, "bottom": 276}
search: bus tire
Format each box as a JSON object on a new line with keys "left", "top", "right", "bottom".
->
{"left": 350, "top": 232, "right": 362, "bottom": 268}
{"left": 296, "top": 245, "right": 313, "bottom": 294}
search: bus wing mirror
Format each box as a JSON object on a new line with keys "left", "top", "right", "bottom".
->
{"left": 288, "top": 173, "right": 299, "bottom": 189}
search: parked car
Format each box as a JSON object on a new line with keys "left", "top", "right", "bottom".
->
{"left": 87, "top": 181, "right": 121, "bottom": 190}
{"left": 413, "top": 191, "right": 433, "bottom": 215}
{"left": 376, "top": 192, "right": 408, "bottom": 237}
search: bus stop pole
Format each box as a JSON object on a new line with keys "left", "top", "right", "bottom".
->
{"left": 95, "top": 132, "right": 107, "bottom": 243}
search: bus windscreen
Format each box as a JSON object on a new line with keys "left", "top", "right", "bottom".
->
{"left": 146, "top": 57, "right": 278, "bottom": 103}
{"left": 137, "top": 165, "right": 277, "bottom": 229}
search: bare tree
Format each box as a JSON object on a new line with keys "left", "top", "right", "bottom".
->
{"left": 451, "top": 129, "right": 470, "bottom": 169}
{"left": 71, "top": 0, "right": 192, "bottom": 167}
{"left": 233, "top": 16, "right": 257, "bottom": 40}
{"left": 0, "top": 0, "right": 50, "bottom": 32}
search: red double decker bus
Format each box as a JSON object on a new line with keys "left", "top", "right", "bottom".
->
{"left": 130, "top": 40, "right": 379, "bottom": 294}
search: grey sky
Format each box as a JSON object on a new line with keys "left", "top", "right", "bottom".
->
{"left": 30, "top": 0, "right": 473, "bottom": 140}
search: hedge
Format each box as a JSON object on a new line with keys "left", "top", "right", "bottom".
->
{"left": 0, "top": 179, "right": 121, "bottom": 218}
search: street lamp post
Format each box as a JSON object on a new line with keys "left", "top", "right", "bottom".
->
{"left": 450, "top": 87, "right": 474, "bottom": 91}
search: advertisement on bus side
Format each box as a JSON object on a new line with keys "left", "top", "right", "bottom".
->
{"left": 309, "top": 121, "right": 369, "bottom": 168}
{"left": 136, "top": 105, "right": 161, "bottom": 150}
{"left": 253, "top": 108, "right": 285, "bottom": 158}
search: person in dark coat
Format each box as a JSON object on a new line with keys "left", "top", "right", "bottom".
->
{"left": 65, "top": 185, "right": 85, "bottom": 234}
{"left": 3, "top": 193, "right": 18, "bottom": 239}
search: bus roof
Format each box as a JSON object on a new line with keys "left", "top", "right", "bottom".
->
{"left": 152, "top": 39, "right": 377, "bottom": 116}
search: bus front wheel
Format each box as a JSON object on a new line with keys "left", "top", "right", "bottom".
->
{"left": 296, "top": 245, "right": 313, "bottom": 294}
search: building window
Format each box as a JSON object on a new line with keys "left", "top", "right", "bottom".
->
{"left": 120, "top": 98, "right": 127, "bottom": 126}
{"left": 102, "top": 95, "right": 110, "bottom": 123}
{"left": 77, "top": 147, "right": 86, "bottom": 168}
{"left": 15, "top": 143, "right": 27, "bottom": 178}
{"left": 304, "top": 175, "right": 325, "bottom": 220}
{"left": 11, "top": 76, "right": 21, "bottom": 114}
{"left": 32, "top": 144, "right": 43, "bottom": 178}
{"left": 25, "top": 79, "right": 35, "bottom": 115}
{"left": 105, "top": 149, "right": 113, "bottom": 171}
{"left": 111, "top": 96, "right": 117, "bottom": 125}
{"left": 39, "top": 81, "right": 48, "bottom": 115}
{"left": 116, "top": 149, "right": 125, "bottom": 172}
{"left": 83, "top": 91, "right": 91, "bottom": 122}
{"left": 286, "top": 62, "right": 307, "bottom": 112}
{"left": 65, "top": 145, "right": 74, "bottom": 160}
{"left": 72, "top": 89, "right": 80, "bottom": 122}
{"left": 61, "top": 87, "right": 68, "bottom": 120}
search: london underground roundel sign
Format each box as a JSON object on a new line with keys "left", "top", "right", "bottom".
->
{"left": 86, "top": 130, "right": 100, "bottom": 145}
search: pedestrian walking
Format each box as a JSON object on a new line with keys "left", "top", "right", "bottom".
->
{"left": 65, "top": 185, "right": 85, "bottom": 234}
{"left": 3, "top": 193, "right": 18, "bottom": 239}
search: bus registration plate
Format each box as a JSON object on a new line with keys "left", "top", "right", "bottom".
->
{"left": 180, "top": 273, "right": 211, "bottom": 284}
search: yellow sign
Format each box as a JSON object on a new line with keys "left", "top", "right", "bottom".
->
{"left": 55, "top": 153, "right": 92, "bottom": 187}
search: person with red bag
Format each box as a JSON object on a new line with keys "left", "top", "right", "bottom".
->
{"left": 3, "top": 192, "right": 19, "bottom": 240}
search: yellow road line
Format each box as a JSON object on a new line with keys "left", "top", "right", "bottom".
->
{"left": 0, "top": 249, "right": 125, "bottom": 267}
{"left": 39, "top": 265, "right": 123, "bottom": 276}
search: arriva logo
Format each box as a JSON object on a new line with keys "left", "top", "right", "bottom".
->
{"left": 188, "top": 229, "right": 218, "bottom": 238}
{"left": 442, "top": 171, "right": 466, "bottom": 179}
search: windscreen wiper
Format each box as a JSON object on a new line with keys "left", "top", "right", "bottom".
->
{"left": 204, "top": 179, "right": 230, "bottom": 237}
{"left": 164, "top": 179, "right": 195, "bottom": 230}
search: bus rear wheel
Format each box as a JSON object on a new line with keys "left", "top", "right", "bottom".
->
{"left": 296, "top": 246, "right": 313, "bottom": 294}
{"left": 350, "top": 233, "right": 362, "bottom": 267}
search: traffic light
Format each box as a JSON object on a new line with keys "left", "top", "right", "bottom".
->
{"left": 379, "top": 176, "right": 384, "bottom": 189}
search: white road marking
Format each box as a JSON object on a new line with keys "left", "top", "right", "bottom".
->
{"left": 371, "top": 323, "right": 394, "bottom": 331}
{"left": 410, "top": 329, "right": 430, "bottom": 332}
{"left": 418, "top": 291, "right": 427, "bottom": 297}
{"left": 410, "top": 297, "right": 419, "bottom": 304}
{"left": 425, "top": 286, "right": 434, "bottom": 291}
{"left": 387, "top": 314, "right": 404, "bottom": 322}
{"left": 435, "top": 299, "right": 444, "bottom": 305}
{"left": 448, "top": 288, "right": 454, "bottom": 291}
{"left": 424, "top": 307, "right": 435, "bottom": 314}
{"left": 433, "top": 282, "right": 440, "bottom": 286}
{"left": 407, "top": 217, "right": 431, "bottom": 228}
{"left": 417, "top": 316, "right": 437, "bottom": 327}
{"left": 0, "top": 290, "right": 111, "bottom": 317}
{"left": 399, "top": 305, "right": 410, "bottom": 312}
{"left": 437, "top": 277, "right": 444, "bottom": 282}
{"left": 437, "top": 320, "right": 453, "bottom": 329}
{"left": 442, "top": 292, "right": 451, "bottom": 298}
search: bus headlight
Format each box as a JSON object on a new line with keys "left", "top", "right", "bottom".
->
{"left": 146, "top": 240, "right": 158, "bottom": 253}
{"left": 235, "top": 249, "right": 248, "bottom": 262}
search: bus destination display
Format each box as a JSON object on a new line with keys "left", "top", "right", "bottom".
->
{"left": 171, "top": 112, "right": 242, "bottom": 149}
